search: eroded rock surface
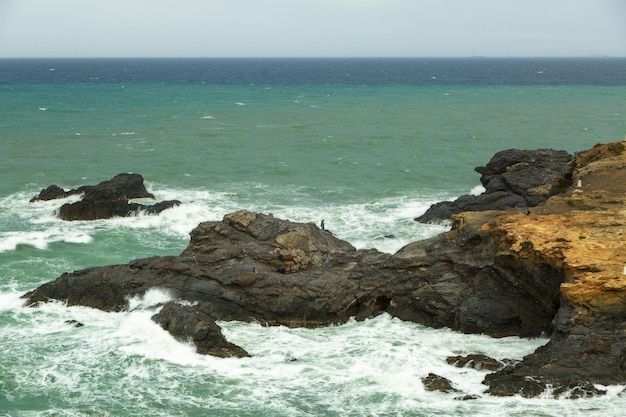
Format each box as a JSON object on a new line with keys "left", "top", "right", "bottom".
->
{"left": 481, "top": 141, "right": 626, "bottom": 396}
{"left": 23, "top": 141, "right": 626, "bottom": 398}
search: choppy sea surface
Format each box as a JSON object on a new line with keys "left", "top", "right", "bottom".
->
{"left": 1, "top": 58, "right": 626, "bottom": 416}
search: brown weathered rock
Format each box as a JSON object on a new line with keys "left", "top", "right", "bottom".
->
{"left": 481, "top": 141, "right": 626, "bottom": 396}
{"left": 29, "top": 184, "right": 69, "bottom": 202}
{"left": 422, "top": 373, "right": 459, "bottom": 393}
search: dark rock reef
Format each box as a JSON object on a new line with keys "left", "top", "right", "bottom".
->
{"left": 30, "top": 173, "right": 180, "bottom": 220}
{"left": 23, "top": 141, "right": 626, "bottom": 396}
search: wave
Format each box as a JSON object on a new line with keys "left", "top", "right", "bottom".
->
{"left": 0, "top": 229, "right": 93, "bottom": 252}
{"left": 3, "top": 292, "right": 622, "bottom": 416}
{"left": 0, "top": 184, "right": 457, "bottom": 256}
{"left": 126, "top": 288, "right": 176, "bottom": 311}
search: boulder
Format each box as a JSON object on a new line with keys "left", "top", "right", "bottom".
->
{"left": 416, "top": 148, "right": 574, "bottom": 223}
{"left": 152, "top": 302, "right": 250, "bottom": 357}
{"left": 29, "top": 184, "right": 70, "bottom": 201}
{"left": 446, "top": 354, "right": 513, "bottom": 371}
{"left": 422, "top": 373, "right": 458, "bottom": 393}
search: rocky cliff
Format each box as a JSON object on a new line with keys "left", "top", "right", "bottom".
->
{"left": 23, "top": 141, "right": 626, "bottom": 397}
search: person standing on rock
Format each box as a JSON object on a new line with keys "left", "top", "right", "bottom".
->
{"left": 320, "top": 219, "right": 325, "bottom": 231}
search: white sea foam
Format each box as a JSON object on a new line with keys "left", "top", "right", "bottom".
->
{"left": 0, "top": 229, "right": 93, "bottom": 252}
{"left": 259, "top": 194, "right": 449, "bottom": 253}
{"left": 0, "top": 291, "right": 27, "bottom": 311}
{"left": 2, "top": 291, "right": 626, "bottom": 416}
{"left": 0, "top": 192, "right": 91, "bottom": 252}
{"left": 211, "top": 315, "right": 624, "bottom": 416}
{"left": 0, "top": 185, "right": 453, "bottom": 256}
{"left": 114, "top": 308, "right": 200, "bottom": 364}
{"left": 471, "top": 184, "right": 486, "bottom": 195}
{"left": 126, "top": 288, "right": 175, "bottom": 311}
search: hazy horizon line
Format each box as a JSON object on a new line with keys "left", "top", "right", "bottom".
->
{"left": 1, "top": 55, "right": 624, "bottom": 60}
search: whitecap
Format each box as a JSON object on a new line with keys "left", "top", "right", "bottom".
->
{"left": 214, "top": 315, "right": 551, "bottom": 414}
{"left": 0, "top": 184, "right": 454, "bottom": 256}
{"left": 0, "top": 230, "right": 93, "bottom": 252}
{"left": 0, "top": 291, "right": 27, "bottom": 311}
{"left": 470, "top": 184, "right": 486, "bottom": 195}
{"left": 114, "top": 310, "right": 198, "bottom": 364}
{"left": 126, "top": 288, "right": 175, "bottom": 311}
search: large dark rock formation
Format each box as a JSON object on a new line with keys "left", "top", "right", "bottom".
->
{"left": 415, "top": 148, "right": 574, "bottom": 223}
{"left": 30, "top": 173, "right": 180, "bottom": 220}
{"left": 23, "top": 142, "right": 626, "bottom": 398}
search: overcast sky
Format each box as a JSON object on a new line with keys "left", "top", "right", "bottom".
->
{"left": 0, "top": 0, "right": 624, "bottom": 58}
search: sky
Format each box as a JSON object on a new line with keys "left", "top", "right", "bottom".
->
{"left": 0, "top": 0, "right": 625, "bottom": 58}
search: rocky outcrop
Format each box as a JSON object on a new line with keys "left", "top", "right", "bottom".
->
{"left": 446, "top": 354, "right": 513, "bottom": 372}
{"left": 152, "top": 302, "right": 251, "bottom": 357}
{"left": 481, "top": 141, "right": 626, "bottom": 397}
{"left": 422, "top": 373, "right": 459, "bottom": 393}
{"left": 24, "top": 210, "right": 393, "bottom": 325}
{"left": 30, "top": 173, "right": 180, "bottom": 220}
{"left": 23, "top": 141, "right": 626, "bottom": 398}
{"left": 416, "top": 148, "right": 574, "bottom": 223}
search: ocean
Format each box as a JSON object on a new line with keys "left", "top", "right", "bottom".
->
{"left": 1, "top": 58, "right": 625, "bottom": 416}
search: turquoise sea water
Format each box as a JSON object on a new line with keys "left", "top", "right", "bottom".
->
{"left": 1, "top": 59, "right": 626, "bottom": 416}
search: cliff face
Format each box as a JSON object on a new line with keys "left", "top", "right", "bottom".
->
{"left": 483, "top": 141, "right": 626, "bottom": 396}
{"left": 23, "top": 141, "right": 626, "bottom": 397}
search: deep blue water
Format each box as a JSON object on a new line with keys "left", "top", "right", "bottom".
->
{"left": 2, "top": 57, "right": 626, "bottom": 85}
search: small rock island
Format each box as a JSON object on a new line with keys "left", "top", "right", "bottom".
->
{"left": 24, "top": 141, "right": 626, "bottom": 398}
{"left": 30, "top": 172, "right": 180, "bottom": 220}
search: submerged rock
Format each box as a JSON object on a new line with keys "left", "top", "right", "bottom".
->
{"left": 446, "top": 354, "right": 513, "bottom": 372}
{"left": 30, "top": 173, "right": 180, "bottom": 220}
